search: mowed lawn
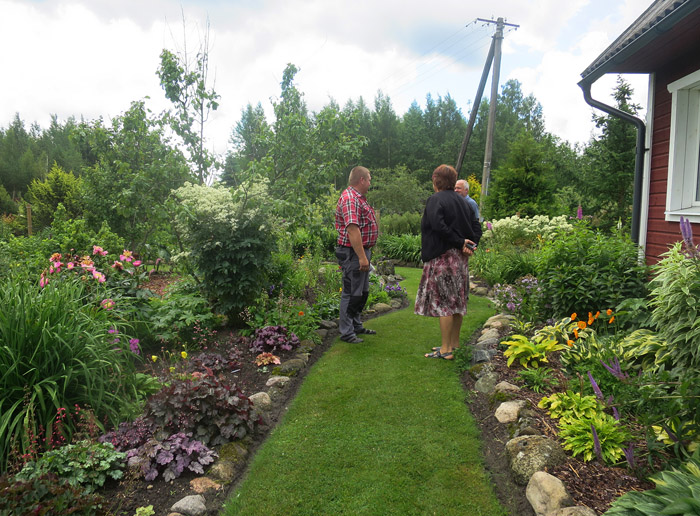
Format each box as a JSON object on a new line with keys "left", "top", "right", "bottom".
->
{"left": 222, "top": 266, "right": 505, "bottom": 516}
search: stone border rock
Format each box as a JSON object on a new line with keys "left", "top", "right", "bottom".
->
{"left": 470, "top": 314, "right": 597, "bottom": 516}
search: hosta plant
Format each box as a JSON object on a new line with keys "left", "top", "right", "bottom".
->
{"left": 558, "top": 413, "right": 631, "bottom": 464}
{"left": 604, "top": 455, "right": 700, "bottom": 515}
{"left": 126, "top": 432, "right": 217, "bottom": 482}
{"left": 538, "top": 391, "right": 603, "bottom": 424}
{"left": 502, "top": 334, "right": 566, "bottom": 369}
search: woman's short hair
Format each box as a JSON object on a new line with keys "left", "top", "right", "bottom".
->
{"left": 432, "top": 164, "right": 457, "bottom": 191}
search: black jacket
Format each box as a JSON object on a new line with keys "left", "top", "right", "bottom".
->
{"left": 420, "top": 190, "right": 482, "bottom": 262}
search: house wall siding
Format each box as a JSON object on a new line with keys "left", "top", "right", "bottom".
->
{"left": 646, "top": 52, "right": 700, "bottom": 264}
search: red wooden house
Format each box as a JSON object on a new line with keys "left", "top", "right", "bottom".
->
{"left": 579, "top": 0, "right": 700, "bottom": 264}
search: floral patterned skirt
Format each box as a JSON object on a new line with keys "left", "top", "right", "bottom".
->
{"left": 414, "top": 248, "right": 469, "bottom": 317}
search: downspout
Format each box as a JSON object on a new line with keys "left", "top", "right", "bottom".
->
{"left": 578, "top": 80, "right": 646, "bottom": 244}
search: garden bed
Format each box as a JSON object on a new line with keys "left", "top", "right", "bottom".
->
{"left": 461, "top": 329, "right": 654, "bottom": 515}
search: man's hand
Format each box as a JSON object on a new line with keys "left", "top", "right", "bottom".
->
{"left": 358, "top": 255, "right": 370, "bottom": 272}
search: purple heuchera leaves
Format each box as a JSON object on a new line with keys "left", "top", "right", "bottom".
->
{"left": 251, "top": 325, "right": 300, "bottom": 354}
{"left": 126, "top": 432, "right": 217, "bottom": 482}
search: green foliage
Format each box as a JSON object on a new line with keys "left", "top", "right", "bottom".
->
{"left": 0, "top": 274, "right": 141, "bottom": 473}
{"left": 158, "top": 43, "right": 220, "bottom": 184}
{"left": 582, "top": 76, "right": 639, "bottom": 232}
{"left": 0, "top": 472, "right": 106, "bottom": 515}
{"left": 147, "top": 277, "right": 221, "bottom": 345}
{"left": 81, "top": 100, "right": 193, "bottom": 251}
{"left": 366, "top": 165, "right": 432, "bottom": 215}
{"left": 15, "top": 440, "right": 125, "bottom": 493}
{"left": 558, "top": 413, "right": 631, "bottom": 464}
{"left": 535, "top": 223, "right": 648, "bottom": 317}
{"left": 538, "top": 391, "right": 602, "bottom": 424}
{"left": 649, "top": 243, "right": 700, "bottom": 371}
{"left": 483, "top": 131, "right": 560, "bottom": 219}
{"left": 604, "top": 455, "right": 700, "bottom": 515}
{"left": 135, "top": 506, "right": 156, "bottom": 516}
{"left": 493, "top": 275, "right": 544, "bottom": 323}
{"left": 452, "top": 344, "right": 473, "bottom": 373}
{"left": 502, "top": 334, "right": 566, "bottom": 369}
{"left": 25, "top": 163, "right": 84, "bottom": 230}
{"left": 171, "top": 182, "right": 276, "bottom": 319}
{"left": 377, "top": 233, "right": 421, "bottom": 263}
{"left": 380, "top": 212, "right": 422, "bottom": 236}
{"left": 0, "top": 183, "right": 17, "bottom": 215}
{"left": 516, "top": 367, "right": 559, "bottom": 393}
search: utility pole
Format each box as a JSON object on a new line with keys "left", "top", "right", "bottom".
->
{"left": 455, "top": 17, "right": 518, "bottom": 216}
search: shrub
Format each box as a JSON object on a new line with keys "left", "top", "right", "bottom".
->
{"left": 0, "top": 274, "right": 141, "bottom": 474}
{"left": 170, "top": 182, "right": 276, "bottom": 319}
{"left": 126, "top": 432, "right": 217, "bottom": 482}
{"left": 0, "top": 473, "right": 106, "bottom": 515}
{"left": 251, "top": 325, "right": 300, "bottom": 354}
{"left": 143, "top": 374, "right": 258, "bottom": 447}
{"left": 480, "top": 214, "right": 571, "bottom": 250}
{"left": 604, "top": 455, "right": 700, "bottom": 515}
{"left": 535, "top": 223, "right": 648, "bottom": 317}
{"left": 380, "top": 212, "right": 422, "bottom": 236}
{"left": 14, "top": 440, "right": 125, "bottom": 493}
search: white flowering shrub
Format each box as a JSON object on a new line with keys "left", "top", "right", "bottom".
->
{"left": 481, "top": 214, "right": 571, "bottom": 249}
{"left": 171, "top": 181, "right": 277, "bottom": 318}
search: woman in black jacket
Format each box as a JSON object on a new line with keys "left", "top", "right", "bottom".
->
{"left": 415, "top": 164, "right": 482, "bottom": 360}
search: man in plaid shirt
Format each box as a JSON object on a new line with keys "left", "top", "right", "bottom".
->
{"left": 335, "top": 166, "right": 378, "bottom": 343}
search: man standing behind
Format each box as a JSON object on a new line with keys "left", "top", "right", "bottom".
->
{"left": 455, "top": 179, "right": 480, "bottom": 221}
{"left": 335, "top": 166, "right": 378, "bottom": 343}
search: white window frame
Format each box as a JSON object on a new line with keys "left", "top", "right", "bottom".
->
{"left": 666, "top": 68, "right": 700, "bottom": 222}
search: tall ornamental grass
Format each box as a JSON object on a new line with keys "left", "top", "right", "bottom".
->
{"left": 0, "top": 274, "right": 141, "bottom": 473}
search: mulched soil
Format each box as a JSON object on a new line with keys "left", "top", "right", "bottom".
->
{"left": 96, "top": 273, "right": 654, "bottom": 516}
{"left": 460, "top": 314, "right": 655, "bottom": 516}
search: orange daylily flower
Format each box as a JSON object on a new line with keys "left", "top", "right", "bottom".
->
{"left": 573, "top": 328, "right": 579, "bottom": 339}
{"left": 571, "top": 313, "right": 577, "bottom": 320}
{"left": 595, "top": 311, "right": 600, "bottom": 319}
{"left": 609, "top": 316, "right": 615, "bottom": 324}
{"left": 298, "top": 311, "right": 304, "bottom": 316}
{"left": 606, "top": 309, "right": 613, "bottom": 316}
{"left": 588, "top": 312, "right": 594, "bottom": 325}
{"left": 567, "top": 340, "right": 574, "bottom": 347}
{"left": 577, "top": 321, "right": 587, "bottom": 330}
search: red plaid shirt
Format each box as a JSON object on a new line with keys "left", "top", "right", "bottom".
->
{"left": 335, "top": 186, "right": 378, "bottom": 248}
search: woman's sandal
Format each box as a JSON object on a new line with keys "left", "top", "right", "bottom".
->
{"left": 425, "top": 350, "right": 453, "bottom": 359}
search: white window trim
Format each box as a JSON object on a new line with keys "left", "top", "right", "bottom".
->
{"left": 666, "top": 68, "right": 700, "bottom": 223}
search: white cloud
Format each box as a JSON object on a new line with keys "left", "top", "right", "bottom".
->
{"left": 0, "top": 0, "right": 655, "bottom": 156}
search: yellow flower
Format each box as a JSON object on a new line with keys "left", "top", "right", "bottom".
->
{"left": 151, "top": 355, "right": 158, "bottom": 362}
{"left": 570, "top": 313, "right": 577, "bottom": 321}
{"left": 169, "top": 366, "right": 176, "bottom": 373}
{"left": 577, "top": 321, "right": 587, "bottom": 330}
{"left": 181, "top": 351, "right": 188, "bottom": 359}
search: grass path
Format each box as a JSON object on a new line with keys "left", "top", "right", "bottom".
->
{"left": 222, "top": 267, "right": 505, "bottom": 516}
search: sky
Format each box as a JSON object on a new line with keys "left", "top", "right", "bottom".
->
{"left": 0, "top": 0, "right": 652, "bottom": 156}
